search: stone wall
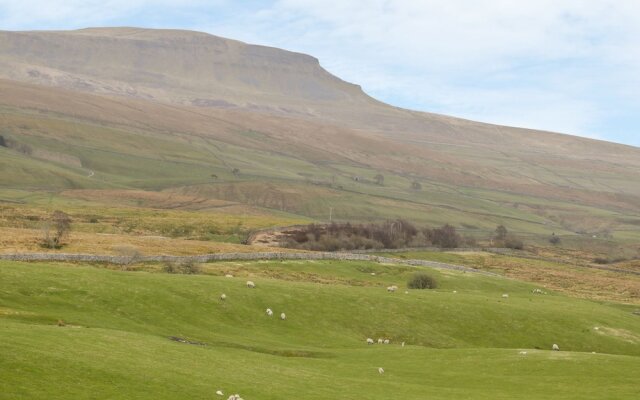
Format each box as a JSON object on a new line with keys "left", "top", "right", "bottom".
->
{"left": 0, "top": 251, "right": 496, "bottom": 275}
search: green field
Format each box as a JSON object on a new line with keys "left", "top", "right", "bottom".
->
{"left": 1, "top": 260, "right": 639, "bottom": 399}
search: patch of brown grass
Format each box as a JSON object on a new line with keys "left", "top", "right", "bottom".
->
{"left": 0, "top": 227, "right": 292, "bottom": 256}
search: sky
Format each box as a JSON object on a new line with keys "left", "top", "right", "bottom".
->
{"left": 1, "top": 0, "right": 638, "bottom": 146}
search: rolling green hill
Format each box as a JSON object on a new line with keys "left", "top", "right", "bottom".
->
{"left": 1, "top": 260, "right": 639, "bottom": 399}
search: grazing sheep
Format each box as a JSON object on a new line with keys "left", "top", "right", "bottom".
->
{"left": 371, "top": 272, "right": 376, "bottom": 276}
{"left": 246, "top": 281, "right": 255, "bottom": 288}
{"left": 225, "top": 274, "right": 234, "bottom": 278}
{"left": 280, "top": 312, "right": 286, "bottom": 320}
{"left": 383, "top": 339, "right": 390, "bottom": 344}
{"left": 377, "top": 338, "right": 384, "bottom": 344}
{"left": 519, "top": 351, "right": 527, "bottom": 355}
{"left": 594, "top": 327, "right": 599, "bottom": 331}
{"left": 404, "top": 291, "right": 409, "bottom": 294}
{"left": 220, "top": 293, "right": 227, "bottom": 301}
{"left": 453, "top": 290, "right": 458, "bottom": 294}
{"left": 532, "top": 288, "right": 545, "bottom": 294}
{"left": 552, "top": 344, "right": 560, "bottom": 351}
{"left": 502, "top": 294, "right": 509, "bottom": 298}
{"left": 387, "top": 285, "right": 398, "bottom": 292}
{"left": 266, "top": 308, "right": 273, "bottom": 316}
{"left": 401, "top": 342, "right": 405, "bottom": 347}
{"left": 378, "top": 367, "right": 385, "bottom": 374}
{"left": 367, "top": 338, "right": 374, "bottom": 345}
{"left": 216, "top": 390, "right": 224, "bottom": 396}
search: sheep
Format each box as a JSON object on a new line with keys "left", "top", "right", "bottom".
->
{"left": 383, "top": 339, "right": 390, "bottom": 345}
{"left": 280, "top": 312, "right": 286, "bottom": 320}
{"left": 502, "top": 294, "right": 509, "bottom": 298}
{"left": 377, "top": 338, "right": 384, "bottom": 344}
{"left": 367, "top": 338, "right": 374, "bottom": 345}
{"left": 225, "top": 274, "right": 234, "bottom": 278}
{"left": 216, "top": 390, "right": 224, "bottom": 396}
{"left": 266, "top": 308, "right": 273, "bottom": 316}
{"left": 220, "top": 293, "right": 227, "bottom": 301}
{"left": 246, "top": 280, "right": 255, "bottom": 288}
{"left": 378, "top": 367, "right": 385, "bottom": 374}
{"left": 371, "top": 272, "right": 376, "bottom": 276}
{"left": 387, "top": 285, "right": 398, "bottom": 293}
{"left": 519, "top": 351, "right": 527, "bottom": 355}
{"left": 401, "top": 342, "right": 405, "bottom": 347}
{"left": 404, "top": 291, "right": 409, "bottom": 294}
{"left": 552, "top": 344, "right": 560, "bottom": 351}
{"left": 453, "top": 290, "right": 458, "bottom": 294}
{"left": 532, "top": 288, "right": 545, "bottom": 294}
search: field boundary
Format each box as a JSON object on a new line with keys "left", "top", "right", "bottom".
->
{"left": 0, "top": 251, "right": 498, "bottom": 275}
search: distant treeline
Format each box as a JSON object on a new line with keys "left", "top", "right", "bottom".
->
{"left": 282, "top": 220, "right": 476, "bottom": 251}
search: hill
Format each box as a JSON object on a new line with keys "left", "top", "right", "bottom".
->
{"left": 0, "top": 27, "right": 639, "bottom": 246}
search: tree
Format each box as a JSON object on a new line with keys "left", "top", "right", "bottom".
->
{"left": 42, "top": 210, "right": 72, "bottom": 248}
{"left": 411, "top": 181, "right": 422, "bottom": 190}
{"left": 549, "top": 233, "right": 561, "bottom": 245}
{"left": 374, "top": 174, "right": 384, "bottom": 185}
{"left": 495, "top": 225, "right": 508, "bottom": 241}
{"left": 231, "top": 168, "right": 240, "bottom": 177}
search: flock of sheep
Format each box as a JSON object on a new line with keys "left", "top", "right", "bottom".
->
{"left": 213, "top": 272, "right": 565, "bottom": 396}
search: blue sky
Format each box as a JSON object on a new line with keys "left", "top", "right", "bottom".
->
{"left": 1, "top": 0, "right": 638, "bottom": 146}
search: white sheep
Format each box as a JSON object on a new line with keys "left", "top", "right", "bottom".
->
{"left": 401, "top": 342, "right": 405, "bottom": 347}
{"left": 367, "top": 338, "right": 374, "bottom": 345}
{"left": 519, "top": 351, "right": 527, "bottom": 355}
{"left": 387, "top": 286, "right": 397, "bottom": 292}
{"left": 378, "top": 367, "right": 385, "bottom": 374}
{"left": 383, "top": 339, "right": 390, "bottom": 344}
{"left": 266, "top": 308, "right": 273, "bottom": 316}
{"left": 220, "top": 293, "right": 227, "bottom": 301}
{"left": 377, "top": 338, "right": 384, "bottom": 344}
{"left": 453, "top": 290, "right": 457, "bottom": 294}
{"left": 371, "top": 272, "right": 376, "bottom": 276}
{"left": 502, "top": 294, "right": 509, "bottom": 298}
{"left": 404, "top": 291, "right": 409, "bottom": 294}
{"left": 280, "top": 312, "right": 286, "bottom": 320}
{"left": 552, "top": 344, "right": 560, "bottom": 351}
{"left": 216, "top": 390, "right": 224, "bottom": 396}
{"left": 246, "top": 280, "right": 255, "bottom": 288}
{"left": 225, "top": 274, "right": 234, "bottom": 278}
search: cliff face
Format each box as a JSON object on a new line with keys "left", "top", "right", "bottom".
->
{"left": 0, "top": 27, "right": 369, "bottom": 110}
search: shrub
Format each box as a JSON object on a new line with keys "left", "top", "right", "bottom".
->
{"left": 549, "top": 235, "right": 561, "bottom": 245}
{"left": 504, "top": 235, "right": 524, "bottom": 250}
{"left": 407, "top": 272, "right": 438, "bottom": 289}
{"left": 163, "top": 260, "right": 201, "bottom": 274}
{"left": 593, "top": 257, "right": 609, "bottom": 264}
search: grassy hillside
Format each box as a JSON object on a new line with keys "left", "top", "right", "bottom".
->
{"left": 2, "top": 100, "right": 640, "bottom": 250}
{"left": 1, "top": 260, "right": 639, "bottom": 399}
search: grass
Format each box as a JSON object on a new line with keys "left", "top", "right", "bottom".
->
{"left": 375, "top": 250, "right": 640, "bottom": 304}
{"left": 2, "top": 106, "right": 640, "bottom": 250}
{"left": 1, "top": 260, "right": 639, "bottom": 399}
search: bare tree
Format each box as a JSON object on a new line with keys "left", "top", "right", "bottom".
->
{"left": 42, "top": 211, "right": 72, "bottom": 248}
{"left": 374, "top": 174, "right": 384, "bottom": 185}
{"left": 495, "top": 225, "right": 508, "bottom": 241}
